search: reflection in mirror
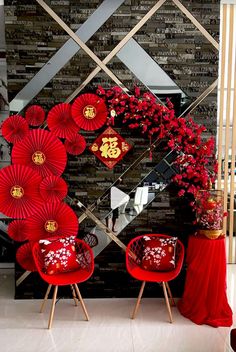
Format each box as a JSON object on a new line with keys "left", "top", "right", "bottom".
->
{"left": 116, "top": 38, "right": 192, "bottom": 114}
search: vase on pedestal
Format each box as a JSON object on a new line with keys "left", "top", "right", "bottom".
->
{"left": 195, "top": 189, "right": 224, "bottom": 239}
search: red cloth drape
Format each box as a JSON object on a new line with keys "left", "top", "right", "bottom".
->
{"left": 178, "top": 235, "right": 232, "bottom": 327}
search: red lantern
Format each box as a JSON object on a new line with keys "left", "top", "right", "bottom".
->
{"left": 64, "top": 133, "right": 86, "bottom": 155}
{"left": 47, "top": 103, "right": 79, "bottom": 138}
{"left": 25, "top": 105, "right": 45, "bottom": 126}
{"left": 11, "top": 129, "right": 67, "bottom": 178}
{"left": 39, "top": 175, "right": 68, "bottom": 203}
{"left": 16, "top": 242, "right": 37, "bottom": 271}
{"left": 0, "top": 164, "right": 43, "bottom": 219}
{"left": 71, "top": 93, "right": 107, "bottom": 131}
{"left": 26, "top": 202, "right": 79, "bottom": 242}
{"left": 8, "top": 220, "right": 29, "bottom": 242}
{"left": 1, "top": 115, "right": 29, "bottom": 144}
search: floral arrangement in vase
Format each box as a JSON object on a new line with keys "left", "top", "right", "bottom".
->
{"left": 195, "top": 189, "right": 227, "bottom": 239}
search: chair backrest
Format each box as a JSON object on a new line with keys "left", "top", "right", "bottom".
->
{"left": 32, "top": 237, "right": 94, "bottom": 284}
{"left": 126, "top": 233, "right": 184, "bottom": 274}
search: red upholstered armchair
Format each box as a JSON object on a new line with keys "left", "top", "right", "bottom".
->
{"left": 126, "top": 234, "right": 184, "bottom": 322}
{"left": 33, "top": 238, "right": 94, "bottom": 329}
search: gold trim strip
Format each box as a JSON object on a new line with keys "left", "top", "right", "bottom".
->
{"left": 217, "top": 5, "right": 228, "bottom": 190}
{"left": 223, "top": 5, "right": 234, "bottom": 243}
{"left": 66, "top": 0, "right": 167, "bottom": 102}
{"left": 178, "top": 79, "right": 218, "bottom": 117}
{"left": 36, "top": 0, "right": 125, "bottom": 91}
{"left": 172, "top": 0, "right": 219, "bottom": 50}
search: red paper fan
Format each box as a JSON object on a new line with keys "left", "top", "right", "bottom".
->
{"left": 16, "top": 242, "right": 37, "bottom": 271}
{"left": 11, "top": 129, "right": 67, "bottom": 178}
{"left": 47, "top": 103, "right": 79, "bottom": 138}
{"left": 25, "top": 105, "right": 45, "bottom": 126}
{"left": 71, "top": 93, "right": 107, "bottom": 131}
{"left": 26, "top": 202, "right": 79, "bottom": 242}
{"left": 1, "top": 115, "right": 29, "bottom": 144}
{"left": 64, "top": 133, "right": 86, "bottom": 155}
{"left": 40, "top": 175, "right": 68, "bottom": 202}
{"left": 0, "top": 164, "right": 43, "bottom": 218}
{"left": 8, "top": 220, "right": 29, "bottom": 242}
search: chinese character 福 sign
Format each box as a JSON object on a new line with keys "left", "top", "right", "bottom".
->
{"left": 89, "top": 127, "right": 132, "bottom": 169}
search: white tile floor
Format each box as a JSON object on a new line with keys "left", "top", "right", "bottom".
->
{"left": 0, "top": 266, "right": 235, "bottom": 352}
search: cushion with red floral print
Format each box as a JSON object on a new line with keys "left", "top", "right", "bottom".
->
{"left": 141, "top": 236, "right": 178, "bottom": 272}
{"left": 39, "top": 236, "right": 80, "bottom": 275}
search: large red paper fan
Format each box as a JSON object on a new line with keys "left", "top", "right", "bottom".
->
{"left": 11, "top": 129, "right": 67, "bottom": 178}
{"left": 26, "top": 202, "right": 79, "bottom": 242}
{"left": 64, "top": 133, "right": 86, "bottom": 155}
{"left": 25, "top": 105, "right": 45, "bottom": 126}
{"left": 8, "top": 220, "right": 29, "bottom": 242}
{"left": 16, "top": 242, "right": 37, "bottom": 271}
{"left": 0, "top": 164, "right": 43, "bottom": 219}
{"left": 47, "top": 102, "right": 79, "bottom": 138}
{"left": 1, "top": 115, "right": 29, "bottom": 144}
{"left": 39, "top": 175, "right": 68, "bottom": 202}
{"left": 71, "top": 93, "right": 107, "bottom": 131}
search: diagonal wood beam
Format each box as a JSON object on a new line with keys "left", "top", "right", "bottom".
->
{"left": 172, "top": 0, "right": 219, "bottom": 50}
{"left": 179, "top": 79, "right": 218, "bottom": 117}
{"left": 36, "top": 0, "right": 126, "bottom": 92}
{"left": 65, "top": 0, "right": 168, "bottom": 102}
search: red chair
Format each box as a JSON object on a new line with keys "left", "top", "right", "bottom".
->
{"left": 33, "top": 238, "right": 94, "bottom": 329}
{"left": 126, "top": 234, "right": 184, "bottom": 322}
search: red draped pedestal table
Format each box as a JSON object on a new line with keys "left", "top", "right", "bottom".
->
{"left": 178, "top": 235, "right": 232, "bottom": 327}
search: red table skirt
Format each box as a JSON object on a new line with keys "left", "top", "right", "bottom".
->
{"left": 178, "top": 235, "right": 232, "bottom": 327}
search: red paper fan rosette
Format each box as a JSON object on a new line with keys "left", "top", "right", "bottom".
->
{"left": 39, "top": 175, "right": 68, "bottom": 203}
{"left": 11, "top": 129, "right": 67, "bottom": 178}
{"left": 25, "top": 105, "right": 45, "bottom": 126}
{"left": 16, "top": 242, "right": 37, "bottom": 271}
{"left": 26, "top": 202, "right": 79, "bottom": 242}
{"left": 47, "top": 102, "right": 79, "bottom": 138}
{"left": 0, "top": 164, "right": 43, "bottom": 218}
{"left": 71, "top": 93, "right": 107, "bottom": 131}
{"left": 64, "top": 133, "right": 86, "bottom": 155}
{"left": 8, "top": 220, "right": 29, "bottom": 242}
{"left": 1, "top": 115, "right": 29, "bottom": 144}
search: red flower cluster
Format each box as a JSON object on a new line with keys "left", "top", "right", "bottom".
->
{"left": 96, "top": 86, "right": 217, "bottom": 202}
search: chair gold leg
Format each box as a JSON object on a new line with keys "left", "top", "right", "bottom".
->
{"left": 162, "top": 282, "right": 173, "bottom": 323}
{"left": 74, "top": 283, "right": 89, "bottom": 321}
{"left": 48, "top": 285, "right": 58, "bottom": 329}
{"left": 131, "top": 281, "right": 146, "bottom": 319}
{"left": 70, "top": 284, "right": 78, "bottom": 306}
{"left": 40, "top": 284, "right": 52, "bottom": 313}
{"left": 165, "top": 282, "right": 176, "bottom": 307}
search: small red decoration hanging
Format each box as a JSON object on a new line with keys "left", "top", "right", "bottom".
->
{"left": 11, "top": 129, "right": 67, "bottom": 178}
{"left": 0, "top": 164, "right": 43, "bottom": 219}
{"left": 64, "top": 133, "right": 86, "bottom": 155}
{"left": 1, "top": 115, "right": 29, "bottom": 144}
{"left": 47, "top": 102, "right": 79, "bottom": 138}
{"left": 25, "top": 202, "right": 79, "bottom": 242}
{"left": 8, "top": 219, "right": 29, "bottom": 242}
{"left": 39, "top": 175, "right": 68, "bottom": 203}
{"left": 71, "top": 93, "right": 107, "bottom": 131}
{"left": 16, "top": 242, "right": 37, "bottom": 271}
{"left": 25, "top": 105, "right": 45, "bottom": 126}
{"left": 89, "top": 126, "right": 132, "bottom": 169}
